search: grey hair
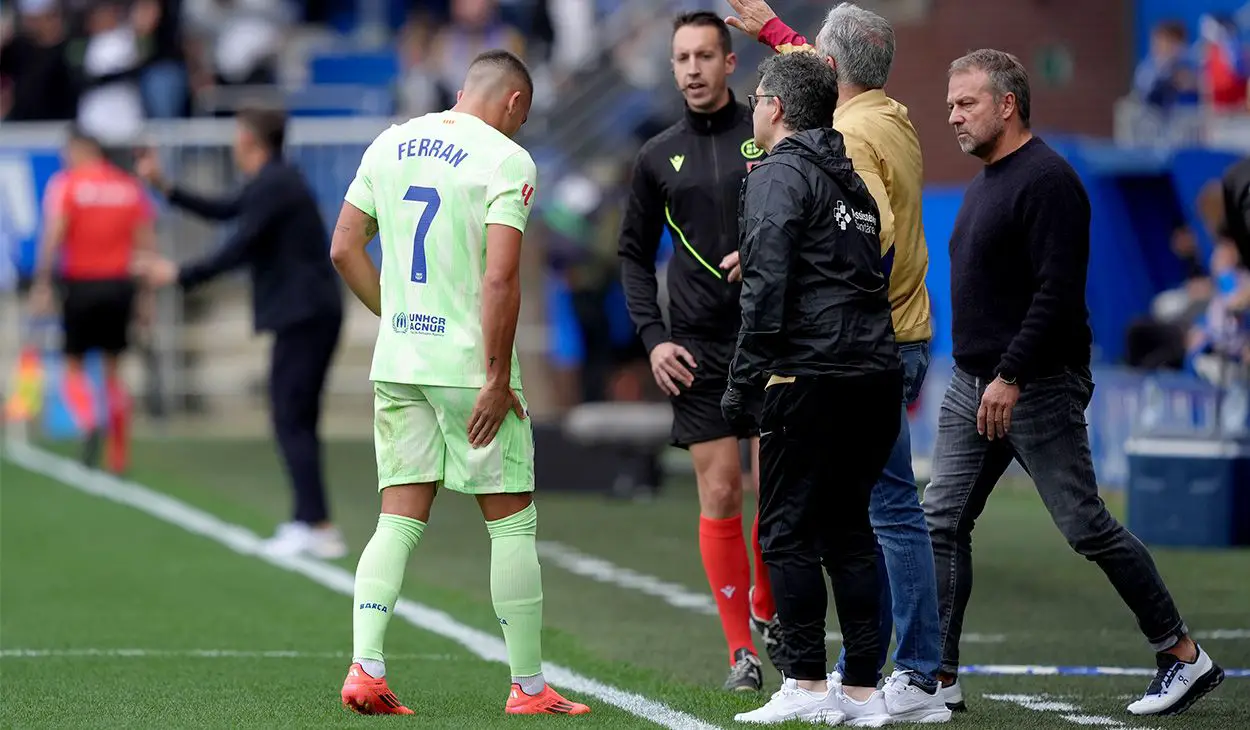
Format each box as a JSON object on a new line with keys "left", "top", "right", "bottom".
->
{"left": 949, "top": 49, "right": 1032, "bottom": 127}
{"left": 758, "top": 53, "right": 839, "bottom": 132}
{"left": 813, "top": 2, "right": 895, "bottom": 89}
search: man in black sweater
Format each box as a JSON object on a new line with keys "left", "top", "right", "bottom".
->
{"left": 135, "top": 105, "right": 346, "bottom": 560}
{"left": 925, "top": 49, "right": 1223, "bottom": 718}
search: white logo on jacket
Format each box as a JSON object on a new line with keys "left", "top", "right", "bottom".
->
{"left": 834, "top": 200, "right": 853, "bottom": 230}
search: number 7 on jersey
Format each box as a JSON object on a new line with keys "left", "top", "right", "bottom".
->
{"left": 403, "top": 185, "right": 441, "bottom": 284}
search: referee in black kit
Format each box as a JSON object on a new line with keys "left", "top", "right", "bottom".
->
{"left": 134, "top": 105, "right": 347, "bottom": 560}
{"left": 618, "top": 10, "right": 779, "bottom": 691}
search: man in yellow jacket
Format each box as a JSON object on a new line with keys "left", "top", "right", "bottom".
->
{"left": 721, "top": 1, "right": 949, "bottom": 725}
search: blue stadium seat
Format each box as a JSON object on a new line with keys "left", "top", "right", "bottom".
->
{"left": 308, "top": 52, "right": 399, "bottom": 87}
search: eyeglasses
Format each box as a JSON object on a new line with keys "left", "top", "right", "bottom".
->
{"left": 747, "top": 94, "right": 778, "bottom": 112}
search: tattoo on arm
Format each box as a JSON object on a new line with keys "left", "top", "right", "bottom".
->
{"left": 489, "top": 356, "right": 497, "bottom": 368}
{"left": 335, "top": 215, "right": 377, "bottom": 238}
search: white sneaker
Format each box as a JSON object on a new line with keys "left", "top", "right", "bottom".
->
{"left": 734, "top": 677, "right": 846, "bottom": 725}
{"left": 262, "top": 522, "right": 348, "bottom": 560}
{"left": 836, "top": 687, "right": 891, "bottom": 727}
{"left": 880, "top": 670, "right": 951, "bottom": 723}
{"left": 1127, "top": 644, "right": 1224, "bottom": 716}
{"left": 940, "top": 678, "right": 964, "bottom": 712}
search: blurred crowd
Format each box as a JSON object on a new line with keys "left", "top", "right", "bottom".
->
{"left": 0, "top": 0, "right": 691, "bottom": 412}
{"left": 1126, "top": 175, "right": 1250, "bottom": 384}
{"left": 0, "top": 0, "right": 687, "bottom": 126}
{"left": 1132, "top": 10, "right": 1250, "bottom": 115}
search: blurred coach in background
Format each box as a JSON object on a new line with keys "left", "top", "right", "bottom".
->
{"left": 135, "top": 105, "right": 347, "bottom": 560}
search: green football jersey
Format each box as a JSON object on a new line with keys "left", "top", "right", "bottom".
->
{"left": 345, "top": 111, "right": 537, "bottom": 389}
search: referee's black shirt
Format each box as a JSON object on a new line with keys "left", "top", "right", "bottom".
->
{"left": 949, "top": 137, "right": 1093, "bottom": 384}
{"left": 618, "top": 93, "right": 761, "bottom": 352}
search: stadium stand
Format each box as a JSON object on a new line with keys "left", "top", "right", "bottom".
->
{"left": 2, "top": 0, "right": 1249, "bottom": 509}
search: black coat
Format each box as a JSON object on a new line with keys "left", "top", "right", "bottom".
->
{"left": 171, "top": 160, "right": 343, "bottom": 333}
{"left": 618, "top": 94, "right": 764, "bottom": 351}
{"left": 728, "top": 128, "right": 899, "bottom": 390}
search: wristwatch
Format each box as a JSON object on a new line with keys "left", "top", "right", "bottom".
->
{"left": 996, "top": 370, "right": 1018, "bottom": 386}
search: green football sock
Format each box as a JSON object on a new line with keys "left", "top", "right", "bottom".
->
{"left": 352, "top": 513, "right": 426, "bottom": 676}
{"left": 486, "top": 503, "right": 544, "bottom": 682}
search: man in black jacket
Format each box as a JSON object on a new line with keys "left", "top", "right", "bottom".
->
{"left": 1223, "top": 156, "right": 1250, "bottom": 267}
{"left": 928, "top": 49, "right": 1222, "bottom": 718}
{"left": 617, "top": 11, "right": 777, "bottom": 691}
{"left": 135, "top": 105, "right": 347, "bottom": 560}
{"left": 724, "top": 51, "right": 902, "bottom": 726}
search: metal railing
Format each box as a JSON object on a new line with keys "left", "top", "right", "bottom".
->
{"left": 0, "top": 117, "right": 554, "bottom": 429}
{"left": 1113, "top": 96, "right": 1250, "bottom": 154}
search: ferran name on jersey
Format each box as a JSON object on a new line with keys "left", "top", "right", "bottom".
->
{"left": 398, "top": 137, "right": 469, "bottom": 168}
{"left": 392, "top": 312, "right": 447, "bottom": 336}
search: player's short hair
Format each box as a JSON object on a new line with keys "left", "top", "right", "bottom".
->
{"left": 468, "top": 50, "right": 533, "bottom": 97}
{"left": 949, "top": 49, "right": 1032, "bottom": 129}
{"left": 757, "top": 52, "right": 839, "bottom": 132}
{"left": 236, "top": 104, "right": 288, "bottom": 154}
{"left": 672, "top": 11, "right": 732, "bottom": 55}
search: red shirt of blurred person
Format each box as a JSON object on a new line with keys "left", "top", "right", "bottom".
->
{"left": 43, "top": 157, "right": 153, "bottom": 281}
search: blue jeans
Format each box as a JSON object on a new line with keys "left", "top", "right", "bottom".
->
{"left": 923, "top": 367, "right": 1186, "bottom": 676}
{"left": 140, "top": 61, "right": 188, "bottom": 118}
{"left": 836, "top": 341, "right": 941, "bottom": 685}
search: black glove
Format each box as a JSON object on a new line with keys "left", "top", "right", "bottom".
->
{"left": 720, "top": 379, "right": 762, "bottom": 433}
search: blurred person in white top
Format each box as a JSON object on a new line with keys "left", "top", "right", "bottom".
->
{"left": 77, "top": 2, "right": 146, "bottom": 146}
{"left": 183, "top": 0, "right": 293, "bottom": 86}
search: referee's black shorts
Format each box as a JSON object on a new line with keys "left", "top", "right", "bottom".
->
{"left": 668, "top": 336, "right": 759, "bottom": 449}
{"left": 59, "top": 278, "right": 137, "bottom": 357}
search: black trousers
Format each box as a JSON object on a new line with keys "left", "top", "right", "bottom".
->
{"left": 758, "top": 370, "right": 902, "bottom": 686}
{"left": 269, "top": 314, "right": 342, "bottom": 524}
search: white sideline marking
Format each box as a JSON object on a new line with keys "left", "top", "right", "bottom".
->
{"left": 983, "top": 694, "right": 1151, "bottom": 729}
{"left": 1194, "top": 629, "right": 1250, "bottom": 640}
{"left": 0, "top": 649, "right": 456, "bottom": 660}
{"left": 537, "top": 543, "right": 1247, "bottom": 648}
{"left": 538, "top": 541, "right": 1008, "bottom": 644}
{"left": 3, "top": 441, "right": 724, "bottom": 730}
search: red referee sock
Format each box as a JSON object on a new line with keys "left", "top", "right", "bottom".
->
{"left": 699, "top": 514, "right": 755, "bottom": 663}
{"left": 105, "top": 376, "right": 131, "bottom": 474}
{"left": 750, "top": 512, "right": 776, "bottom": 621}
{"left": 62, "top": 366, "right": 100, "bottom": 433}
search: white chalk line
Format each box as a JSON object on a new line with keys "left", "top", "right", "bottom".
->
{"left": 0, "top": 648, "right": 458, "bottom": 660}
{"left": 536, "top": 542, "right": 1250, "bottom": 646}
{"left": 984, "top": 694, "right": 1155, "bottom": 729}
{"left": 537, "top": 541, "right": 1005, "bottom": 645}
{"left": 2, "top": 440, "right": 724, "bottom": 730}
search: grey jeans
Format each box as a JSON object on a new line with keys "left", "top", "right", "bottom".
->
{"left": 922, "top": 367, "right": 1187, "bottom": 675}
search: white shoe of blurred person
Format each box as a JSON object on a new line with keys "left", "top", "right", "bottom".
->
{"left": 836, "top": 684, "right": 891, "bottom": 728}
{"left": 263, "top": 521, "right": 348, "bottom": 560}
{"left": 880, "top": 669, "right": 951, "bottom": 723}
{"left": 733, "top": 677, "right": 845, "bottom": 725}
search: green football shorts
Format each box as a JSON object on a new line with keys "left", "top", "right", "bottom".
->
{"left": 372, "top": 381, "right": 534, "bottom": 494}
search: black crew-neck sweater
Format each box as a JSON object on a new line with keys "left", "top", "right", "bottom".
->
{"left": 949, "top": 136, "right": 1093, "bottom": 383}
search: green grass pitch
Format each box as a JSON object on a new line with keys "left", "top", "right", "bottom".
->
{"left": 2, "top": 438, "right": 1247, "bottom": 728}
